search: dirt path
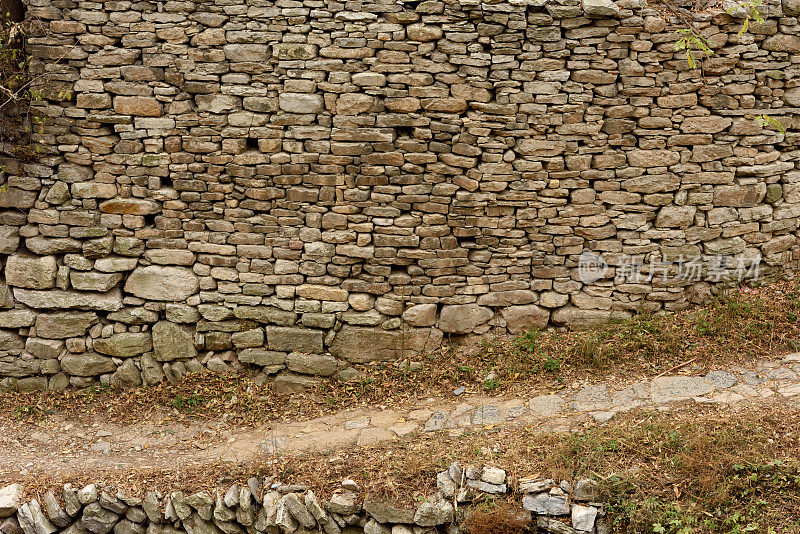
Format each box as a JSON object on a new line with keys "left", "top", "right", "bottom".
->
{"left": 4, "top": 352, "right": 800, "bottom": 491}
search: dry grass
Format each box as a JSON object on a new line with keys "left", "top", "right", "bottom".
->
{"left": 3, "top": 280, "right": 800, "bottom": 428}
{"left": 462, "top": 501, "right": 533, "bottom": 534}
{"left": 11, "top": 402, "right": 800, "bottom": 533}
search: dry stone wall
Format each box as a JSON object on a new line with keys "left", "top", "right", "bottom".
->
{"left": 0, "top": 465, "right": 609, "bottom": 534}
{"left": 2, "top": 0, "right": 800, "bottom": 390}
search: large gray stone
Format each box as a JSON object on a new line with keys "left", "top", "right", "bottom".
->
{"left": 237, "top": 349, "right": 285, "bottom": 367}
{"left": 140, "top": 353, "right": 165, "bottom": 385}
{"left": 285, "top": 352, "right": 337, "bottom": 376}
{"left": 572, "top": 505, "right": 597, "bottom": 532}
{"left": 70, "top": 272, "right": 123, "bottom": 292}
{"left": 152, "top": 321, "right": 197, "bottom": 361}
{"left": 17, "top": 500, "right": 56, "bottom": 534}
{"left": 13, "top": 289, "right": 123, "bottom": 311}
{"left": 233, "top": 306, "right": 297, "bottom": 326}
{"left": 501, "top": 304, "right": 549, "bottom": 334}
{"left": 0, "top": 331, "right": 23, "bottom": 353}
{"left": 325, "top": 491, "right": 360, "bottom": 515}
{"left": 124, "top": 266, "right": 199, "bottom": 301}
{"left": 413, "top": 497, "right": 453, "bottom": 527}
{"left": 60, "top": 354, "right": 116, "bottom": 376}
{"left": 0, "top": 227, "right": 19, "bottom": 255}
{"left": 42, "top": 491, "right": 70, "bottom": 528}
{"left": 93, "top": 333, "right": 152, "bottom": 358}
{"left": 582, "top": 0, "right": 620, "bottom": 16}
{"left": 651, "top": 376, "right": 714, "bottom": 402}
{"left": 26, "top": 338, "right": 63, "bottom": 360}
{"left": 281, "top": 494, "right": 315, "bottom": 529}
{"left": 437, "top": 304, "right": 493, "bottom": 334}
{"left": 522, "top": 491, "right": 570, "bottom": 515}
{"left": 80, "top": 503, "right": 118, "bottom": 534}
{"left": 0, "top": 309, "right": 36, "bottom": 328}
{"left": 278, "top": 93, "right": 324, "bottom": 114}
{"left": 328, "top": 326, "right": 403, "bottom": 363}
{"left": 402, "top": 304, "right": 437, "bottom": 327}
{"left": 109, "top": 360, "right": 143, "bottom": 387}
{"left": 5, "top": 255, "right": 57, "bottom": 289}
{"left": 363, "top": 500, "right": 415, "bottom": 524}
{"left": 35, "top": 312, "right": 98, "bottom": 339}
{"left": 265, "top": 327, "right": 324, "bottom": 354}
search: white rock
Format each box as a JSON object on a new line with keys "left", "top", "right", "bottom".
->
{"left": 572, "top": 504, "right": 598, "bottom": 532}
{"left": 0, "top": 484, "right": 22, "bottom": 518}
{"left": 582, "top": 0, "right": 620, "bottom": 16}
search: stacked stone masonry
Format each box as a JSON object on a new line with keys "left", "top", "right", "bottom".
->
{"left": 2, "top": 0, "right": 800, "bottom": 389}
{"left": 0, "top": 466, "right": 609, "bottom": 534}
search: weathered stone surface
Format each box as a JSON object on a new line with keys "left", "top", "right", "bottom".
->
{"left": 265, "top": 327, "right": 323, "bottom": 354}
{"left": 5, "top": 255, "right": 57, "bottom": 289}
{"left": 80, "top": 503, "right": 119, "bottom": 534}
{"left": 438, "top": 305, "right": 493, "bottom": 334}
{"left": 152, "top": 321, "right": 197, "bottom": 361}
{"left": 114, "top": 96, "right": 162, "bottom": 117}
{"left": 93, "top": 333, "right": 152, "bottom": 358}
{"left": 656, "top": 206, "right": 696, "bottom": 228}
{"left": 13, "top": 289, "right": 123, "bottom": 311}
{"left": 238, "top": 349, "right": 285, "bottom": 367}
{"left": 329, "top": 326, "right": 402, "bottom": 363}
{"left": 0, "top": 309, "right": 36, "bottom": 328}
{"left": 278, "top": 94, "right": 324, "bottom": 114}
{"left": 60, "top": 354, "right": 116, "bottom": 376}
{"left": 0, "top": 485, "right": 21, "bottom": 518}
{"left": 571, "top": 505, "right": 597, "bottom": 532}
{"left": 70, "top": 272, "right": 123, "bottom": 292}
{"left": 501, "top": 305, "right": 549, "bottom": 334}
{"left": 325, "top": 491, "right": 360, "bottom": 516}
{"left": 363, "top": 500, "right": 415, "bottom": 524}
{"left": 0, "top": 330, "right": 24, "bottom": 352}
{"left": 413, "top": 498, "right": 453, "bottom": 527}
{"left": 17, "top": 501, "right": 56, "bottom": 534}
{"left": 651, "top": 376, "right": 714, "bottom": 402}
{"left": 124, "top": 266, "right": 199, "bottom": 301}
{"left": 522, "top": 491, "right": 570, "bottom": 515}
{"left": 109, "top": 359, "right": 142, "bottom": 388}
{"left": 582, "top": 0, "right": 620, "bottom": 16}
{"left": 402, "top": 304, "right": 437, "bottom": 327}
{"left": 99, "top": 199, "right": 160, "bottom": 215}
{"left": 285, "top": 352, "right": 338, "bottom": 377}
{"left": 35, "top": 312, "right": 98, "bottom": 339}
{"left": 0, "top": 227, "right": 19, "bottom": 255}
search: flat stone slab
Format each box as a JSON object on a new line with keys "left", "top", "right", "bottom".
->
{"left": 651, "top": 376, "right": 714, "bottom": 403}
{"left": 705, "top": 370, "right": 738, "bottom": 389}
{"left": 471, "top": 405, "right": 501, "bottom": 426}
{"left": 571, "top": 385, "right": 612, "bottom": 411}
{"left": 529, "top": 394, "right": 564, "bottom": 417}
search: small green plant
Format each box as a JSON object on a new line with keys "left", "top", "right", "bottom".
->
{"left": 674, "top": 28, "right": 713, "bottom": 70}
{"left": 543, "top": 356, "right": 560, "bottom": 373}
{"left": 756, "top": 114, "right": 787, "bottom": 134}
{"left": 483, "top": 377, "right": 499, "bottom": 391}
{"left": 674, "top": 0, "right": 785, "bottom": 134}
{"left": 172, "top": 393, "right": 205, "bottom": 411}
{"left": 726, "top": 0, "right": 765, "bottom": 36}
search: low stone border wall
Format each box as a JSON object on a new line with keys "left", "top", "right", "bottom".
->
{"left": 0, "top": 463, "right": 608, "bottom": 534}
